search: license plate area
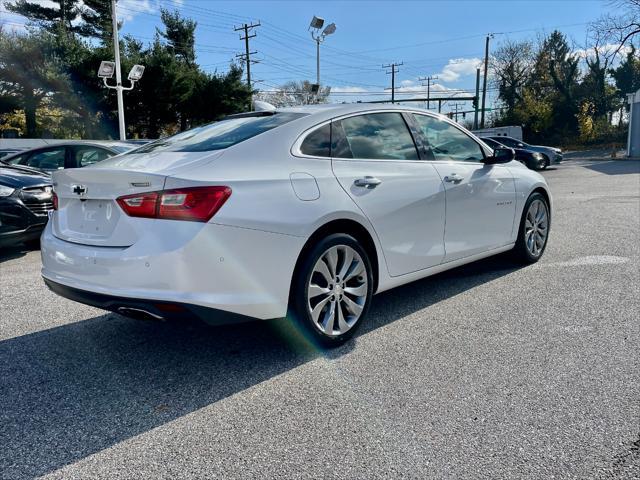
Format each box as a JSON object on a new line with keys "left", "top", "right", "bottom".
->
{"left": 64, "top": 199, "right": 121, "bottom": 238}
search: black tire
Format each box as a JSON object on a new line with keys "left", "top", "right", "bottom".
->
{"left": 289, "top": 233, "right": 374, "bottom": 347}
{"left": 527, "top": 155, "right": 546, "bottom": 171}
{"left": 541, "top": 154, "right": 550, "bottom": 170}
{"left": 512, "top": 192, "right": 550, "bottom": 264}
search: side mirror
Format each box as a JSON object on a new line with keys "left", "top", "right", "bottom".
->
{"left": 484, "top": 147, "right": 514, "bottom": 164}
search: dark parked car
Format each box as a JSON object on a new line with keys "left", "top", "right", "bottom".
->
{"left": 0, "top": 164, "right": 54, "bottom": 248}
{"left": 2, "top": 141, "right": 134, "bottom": 174}
{"left": 485, "top": 136, "right": 563, "bottom": 167}
{"left": 481, "top": 137, "right": 547, "bottom": 170}
{"left": 0, "top": 148, "right": 24, "bottom": 159}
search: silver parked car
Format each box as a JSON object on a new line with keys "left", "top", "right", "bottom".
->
{"left": 2, "top": 141, "right": 135, "bottom": 174}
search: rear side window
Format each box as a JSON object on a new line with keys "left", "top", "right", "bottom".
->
{"left": 6, "top": 153, "right": 28, "bottom": 165}
{"left": 334, "top": 113, "right": 418, "bottom": 160}
{"left": 300, "top": 123, "right": 331, "bottom": 157}
{"left": 131, "top": 112, "right": 307, "bottom": 154}
{"left": 74, "top": 147, "right": 112, "bottom": 167}
{"left": 413, "top": 115, "right": 484, "bottom": 162}
{"left": 492, "top": 136, "right": 520, "bottom": 148}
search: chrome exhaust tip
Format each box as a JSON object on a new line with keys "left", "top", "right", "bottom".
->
{"left": 117, "top": 307, "right": 164, "bottom": 321}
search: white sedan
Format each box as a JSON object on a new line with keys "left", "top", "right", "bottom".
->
{"left": 41, "top": 104, "right": 551, "bottom": 346}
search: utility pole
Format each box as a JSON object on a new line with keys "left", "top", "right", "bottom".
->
{"left": 383, "top": 62, "right": 402, "bottom": 104}
{"left": 111, "top": 0, "right": 125, "bottom": 140}
{"left": 473, "top": 67, "right": 481, "bottom": 130}
{"left": 235, "top": 22, "right": 261, "bottom": 108}
{"left": 452, "top": 102, "right": 465, "bottom": 123}
{"left": 418, "top": 75, "right": 438, "bottom": 110}
{"left": 480, "top": 33, "right": 493, "bottom": 129}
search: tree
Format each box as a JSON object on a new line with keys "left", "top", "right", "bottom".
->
{"left": 255, "top": 80, "right": 331, "bottom": 107}
{"left": 0, "top": 29, "right": 66, "bottom": 136}
{"left": 590, "top": 0, "right": 640, "bottom": 57}
{"left": 158, "top": 9, "right": 197, "bottom": 65}
{"left": 610, "top": 45, "right": 640, "bottom": 94}
{"left": 4, "top": 0, "right": 110, "bottom": 38}
{"left": 491, "top": 39, "right": 534, "bottom": 114}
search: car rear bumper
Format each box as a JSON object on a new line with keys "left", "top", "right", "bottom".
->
{"left": 41, "top": 220, "right": 306, "bottom": 320}
{"left": 42, "top": 277, "right": 257, "bottom": 325}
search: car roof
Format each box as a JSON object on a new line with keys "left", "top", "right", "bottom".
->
{"left": 275, "top": 102, "right": 446, "bottom": 117}
{"left": 1, "top": 141, "right": 134, "bottom": 158}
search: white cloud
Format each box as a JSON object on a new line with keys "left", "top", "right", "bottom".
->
{"left": 329, "top": 86, "right": 370, "bottom": 94}
{"left": 437, "top": 58, "right": 483, "bottom": 83}
{"left": 572, "top": 43, "right": 633, "bottom": 61}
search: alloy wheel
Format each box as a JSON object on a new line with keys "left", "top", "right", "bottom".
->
{"left": 524, "top": 199, "right": 548, "bottom": 257}
{"left": 307, "top": 245, "right": 369, "bottom": 336}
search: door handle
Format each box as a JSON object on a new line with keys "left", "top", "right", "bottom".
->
{"left": 354, "top": 176, "right": 382, "bottom": 188}
{"left": 444, "top": 173, "right": 464, "bottom": 183}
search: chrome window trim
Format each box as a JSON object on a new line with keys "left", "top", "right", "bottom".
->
{"left": 291, "top": 108, "right": 429, "bottom": 161}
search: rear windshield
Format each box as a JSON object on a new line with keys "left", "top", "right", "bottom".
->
{"left": 129, "top": 112, "right": 307, "bottom": 154}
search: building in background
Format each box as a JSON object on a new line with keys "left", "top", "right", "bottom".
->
{"left": 628, "top": 89, "right": 640, "bottom": 158}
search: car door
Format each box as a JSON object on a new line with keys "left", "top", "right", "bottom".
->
{"left": 70, "top": 145, "right": 114, "bottom": 168}
{"left": 412, "top": 114, "right": 516, "bottom": 262}
{"left": 331, "top": 112, "right": 446, "bottom": 277}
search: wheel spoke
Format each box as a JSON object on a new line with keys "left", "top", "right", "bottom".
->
{"left": 322, "top": 300, "right": 336, "bottom": 334}
{"left": 344, "top": 284, "right": 367, "bottom": 297}
{"left": 308, "top": 284, "right": 330, "bottom": 299}
{"left": 311, "top": 296, "right": 331, "bottom": 324}
{"left": 313, "top": 260, "right": 332, "bottom": 284}
{"left": 337, "top": 303, "right": 350, "bottom": 333}
{"left": 337, "top": 248, "right": 354, "bottom": 279}
{"left": 344, "top": 259, "right": 365, "bottom": 282}
{"left": 325, "top": 248, "right": 338, "bottom": 278}
{"left": 342, "top": 295, "right": 363, "bottom": 316}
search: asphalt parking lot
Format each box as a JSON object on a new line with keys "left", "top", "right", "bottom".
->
{"left": 1, "top": 157, "right": 638, "bottom": 479}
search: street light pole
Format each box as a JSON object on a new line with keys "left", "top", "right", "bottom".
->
{"left": 316, "top": 36, "right": 320, "bottom": 86}
{"left": 111, "top": 0, "right": 125, "bottom": 140}
{"left": 309, "top": 16, "right": 336, "bottom": 97}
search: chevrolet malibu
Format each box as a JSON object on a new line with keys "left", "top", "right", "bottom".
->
{"left": 41, "top": 104, "right": 551, "bottom": 346}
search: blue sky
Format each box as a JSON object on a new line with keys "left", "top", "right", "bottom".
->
{"left": 1, "top": 0, "right": 617, "bottom": 113}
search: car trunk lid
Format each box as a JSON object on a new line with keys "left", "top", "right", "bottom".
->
{"left": 52, "top": 168, "right": 167, "bottom": 247}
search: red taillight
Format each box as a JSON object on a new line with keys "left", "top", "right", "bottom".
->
{"left": 116, "top": 192, "right": 159, "bottom": 218}
{"left": 116, "top": 186, "right": 231, "bottom": 222}
{"left": 52, "top": 191, "right": 58, "bottom": 210}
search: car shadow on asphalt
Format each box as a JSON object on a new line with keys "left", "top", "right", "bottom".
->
{"left": 0, "top": 254, "right": 522, "bottom": 479}
{"left": 0, "top": 244, "right": 33, "bottom": 263}
{"left": 583, "top": 160, "right": 640, "bottom": 176}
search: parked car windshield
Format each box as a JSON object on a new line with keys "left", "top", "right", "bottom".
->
{"left": 130, "top": 112, "right": 308, "bottom": 154}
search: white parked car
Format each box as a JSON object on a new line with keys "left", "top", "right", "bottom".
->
{"left": 41, "top": 104, "right": 551, "bottom": 346}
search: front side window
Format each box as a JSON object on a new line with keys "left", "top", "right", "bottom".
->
{"left": 27, "top": 148, "right": 66, "bottom": 170}
{"left": 131, "top": 112, "right": 307, "bottom": 154}
{"left": 413, "top": 115, "right": 484, "bottom": 162}
{"left": 334, "top": 113, "right": 419, "bottom": 160}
